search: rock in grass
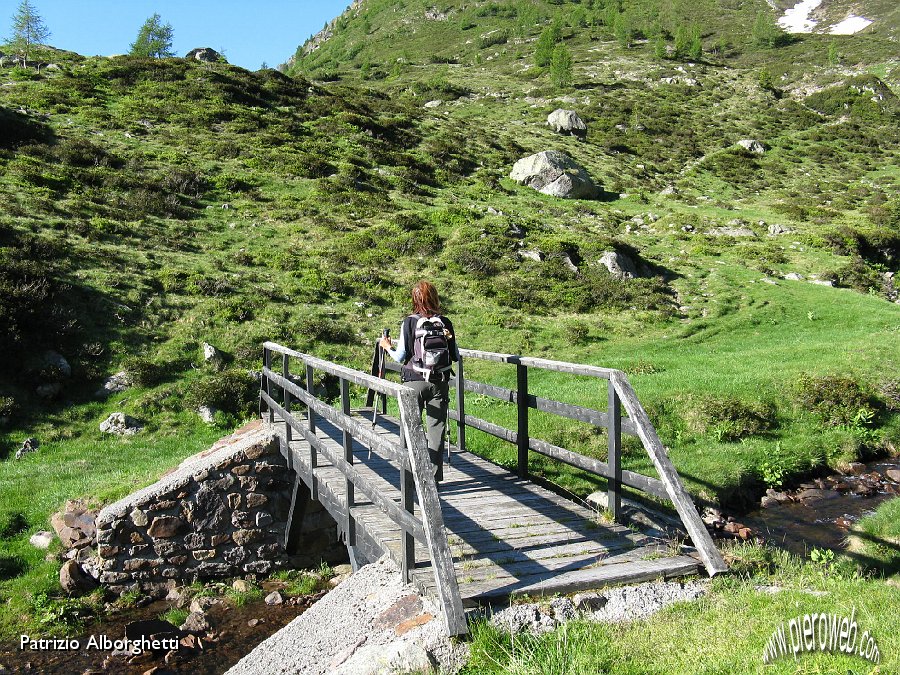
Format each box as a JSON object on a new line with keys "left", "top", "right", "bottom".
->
{"left": 599, "top": 251, "right": 638, "bottom": 280}
{"left": 100, "top": 412, "right": 143, "bottom": 436}
{"left": 736, "top": 139, "right": 765, "bottom": 154}
{"left": 509, "top": 150, "right": 599, "bottom": 200}
{"left": 29, "top": 531, "right": 54, "bottom": 549}
{"left": 547, "top": 109, "right": 587, "bottom": 137}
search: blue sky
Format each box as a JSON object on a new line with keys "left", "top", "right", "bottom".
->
{"left": 4, "top": 1, "right": 351, "bottom": 70}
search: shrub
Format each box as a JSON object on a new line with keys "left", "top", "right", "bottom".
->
{"left": 564, "top": 322, "right": 590, "bottom": 345}
{"left": 122, "top": 356, "right": 164, "bottom": 387}
{"left": 0, "top": 396, "right": 19, "bottom": 421}
{"left": 187, "top": 369, "right": 257, "bottom": 416}
{"left": 794, "top": 374, "right": 878, "bottom": 427}
{"left": 683, "top": 395, "right": 776, "bottom": 441}
{"left": 478, "top": 29, "right": 509, "bottom": 49}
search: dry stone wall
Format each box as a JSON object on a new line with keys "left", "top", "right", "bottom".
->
{"left": 95, "top": 420, "right": 342, "bottom": 597}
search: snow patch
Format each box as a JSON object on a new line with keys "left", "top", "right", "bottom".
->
{"left": 829, "top": 15, "right": 873, "bottom": 34}
{"left": 778, "top": 0, "right": 823, "bottom": 33}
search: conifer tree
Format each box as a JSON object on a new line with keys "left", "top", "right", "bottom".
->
{"left": 8, "top": 0, "right": 50, "bottom": 67}
{"left": 550, "top": 44, "right": 573, "bottom": 89}
{"left": 130, "top": 13, "right": 175, "bottom": 59}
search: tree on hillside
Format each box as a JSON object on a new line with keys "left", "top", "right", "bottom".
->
{"left": 550, "top": 44, "right": 573, "bottom": 89}
{"left": 752, "top": 11, "right": 790, "bottom": 48}
{"left": 534, "top": 20, "right": 563, "bottom": 67}
{"left": 8, "top": 0, "right": 50, "bottom": 67}
{"left": 130, "top": 13, "right": 174, "bottom": 58}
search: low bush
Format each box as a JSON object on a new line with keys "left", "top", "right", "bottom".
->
{"left": 794, "top": 374, "right": 878, "bottom": 427}
{"left": 122, "top": 356, "right": 164, "bottom": 387}
{"left": 682, "top": 395, "right": 776, "bottom": 441}
{"left": 186, "top": 369, "right": 257, "bottom": 417}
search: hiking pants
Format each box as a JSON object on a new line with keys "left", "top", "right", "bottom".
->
{"left": 405, "top": 379, "right": 449, "bottom": 479}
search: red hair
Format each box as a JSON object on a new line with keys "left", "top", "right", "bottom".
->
{"left": 412, "top": 280, "right": 441, "bottom": 317}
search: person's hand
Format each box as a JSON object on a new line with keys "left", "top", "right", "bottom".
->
{"left": 379, "top": 337, "right": 393, "bottom": 351}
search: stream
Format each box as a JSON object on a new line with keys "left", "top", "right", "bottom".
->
{"left": 0, "top": 583, "right": 324, "bottom": 674}
{"left": 740, "top": 458, "right": 900, "bottom": 557}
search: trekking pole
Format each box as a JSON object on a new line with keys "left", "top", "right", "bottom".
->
{"left": 372, "top": 328, "right": 388, "bottom": 428}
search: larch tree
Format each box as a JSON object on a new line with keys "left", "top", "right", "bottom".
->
{"left": 130, "top": 13, "right": 175, "bottom": 58}
{"left": 8, "top": 0, "right": 50, "bottom": 67}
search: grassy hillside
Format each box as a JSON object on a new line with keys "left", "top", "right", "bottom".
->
{"left": 0, "top": 0, "right": 899, "bottom": 643}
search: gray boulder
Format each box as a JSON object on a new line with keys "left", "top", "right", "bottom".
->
{"left": 96, "top": 371, "right": 130, "bottom": 398}
{"left": 99, "top": 412, "right": 143, "bottom": 436}
{"left": 547, "top": 109, "right": 587, "bottom": 136}
{"left": 186, "top": 48, "right": 224, "bottom": 63}
{"left": 40, "top": 350, "right": 71, "bottom": 378}
{"left": 599, "top": 251, "right": 638, "bottom": 280}
{"left": 510, "top": 151, "right": 599, "bottom": 199}
{"left": 736, "top": 139, "right": 765, "bottom": 154}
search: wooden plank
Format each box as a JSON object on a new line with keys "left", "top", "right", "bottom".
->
{"left": 459, "top": 556, "right": 702, "bottom": 600}
{"left": 448, "top": 411, "right": 517, "bottom": 444}
{"left": 265, "top": 369, "right": 408, "bottom": 468}
{"left": 611, "top": 373, "right": 728, "bottom": 576}
{"left": 445, "top": 543, "right": 676, "bottom": 585}
{"left": 397, "top": 388, "right": 468, "bottom": 637}
{"left": 264, "top": 341, "right": 406, "bottom": 398}
{"left": 457, "top": 349, "right": 616, "bottom": 379}
{"left": 263, "top": 392, "right": 426, "bottom": 544}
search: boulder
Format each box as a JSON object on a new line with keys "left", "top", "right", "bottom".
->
{"left": 509, "top": 151, "right": 599, "bottom": 200}
{"left": 185, "top": 48, "right": 224, "bottom": 63}
{"left": 29, "top": 531, "right": 55, "bottom": 549}
{"left": 767, "top": 223, "right": 793, "bottom": 236}
{"left": 60, "top": 560, "right": 98, "bottom": 595}
{"left": 423, "top": 100, "right": 442, "bottom": 109}
{"left": 38, "top": 350, "right": 72, "bottom": 378}
{"left": 180, "top": 611, "right": 211, "bottom": 634}
{"left": 711, "top": 226, "right": 756, "bottom": 238}
{"left": 100, "top": 412, "right": 143, "bottom": 436}
{"left": 736, "top": 139, "right": 765, "bottom": 154}
{"left": 96, "top": 371, "right": 130, "bottom": 398}
{"left": 547, "top": 109, "right": 587, "bottom": 136}
{"left": 198, "top": 405, "right": 217, "bottom": 423}
{"left": 598, "top": 251, "right": 638, "bottom": 280}
{"left": 265, "top": 590, "right": 284, "bottom": 606}
{"left": 202, "top": 342, "right": 224, "bottom": 368}
{"left": 50, "top": 499, "right": 97, "bottom": 549}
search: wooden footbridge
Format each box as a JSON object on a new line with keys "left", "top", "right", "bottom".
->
{"left": 259, "top": 342, "right": 727, "bottom": 637}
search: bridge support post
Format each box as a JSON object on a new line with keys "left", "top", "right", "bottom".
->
{"left": 516, "top": 363, "right": 529, "bottom": 479}
{"left": 454, "top": 356, "right": 466, "bottom": 456}
{"left": 283, "top": 353, "right": 293, "bottom": 471}
{"left": 306, "top": 363, "right": 318, "bottom": 501}
{"left": 607, "top": 380, "right": 622, "bottom": 521}
{"left": 400, "top": 432, "right": 415, "bottom": 584}
{"left": 264, "top": 346, "right": 274, "bottom": 425}
{"left": 341, "top": 377, "right": 355, "bottom": 547}
{"left": 284, "top": 477, "right": 309, "bottom": 553}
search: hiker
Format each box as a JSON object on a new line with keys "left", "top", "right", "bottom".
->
{"left": 379, "top": 280, "right": 459, "bottom": 477}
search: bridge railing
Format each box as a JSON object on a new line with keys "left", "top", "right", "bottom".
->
{"left": 379, "top": 347, "right": 727, "bottom": 577}
{"left": 259, "top": 341, "right": 467, "bottom": 636}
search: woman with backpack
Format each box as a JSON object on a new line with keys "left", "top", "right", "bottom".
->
{"left": 379, "top": 280, "right": 459, "bottom": 479}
